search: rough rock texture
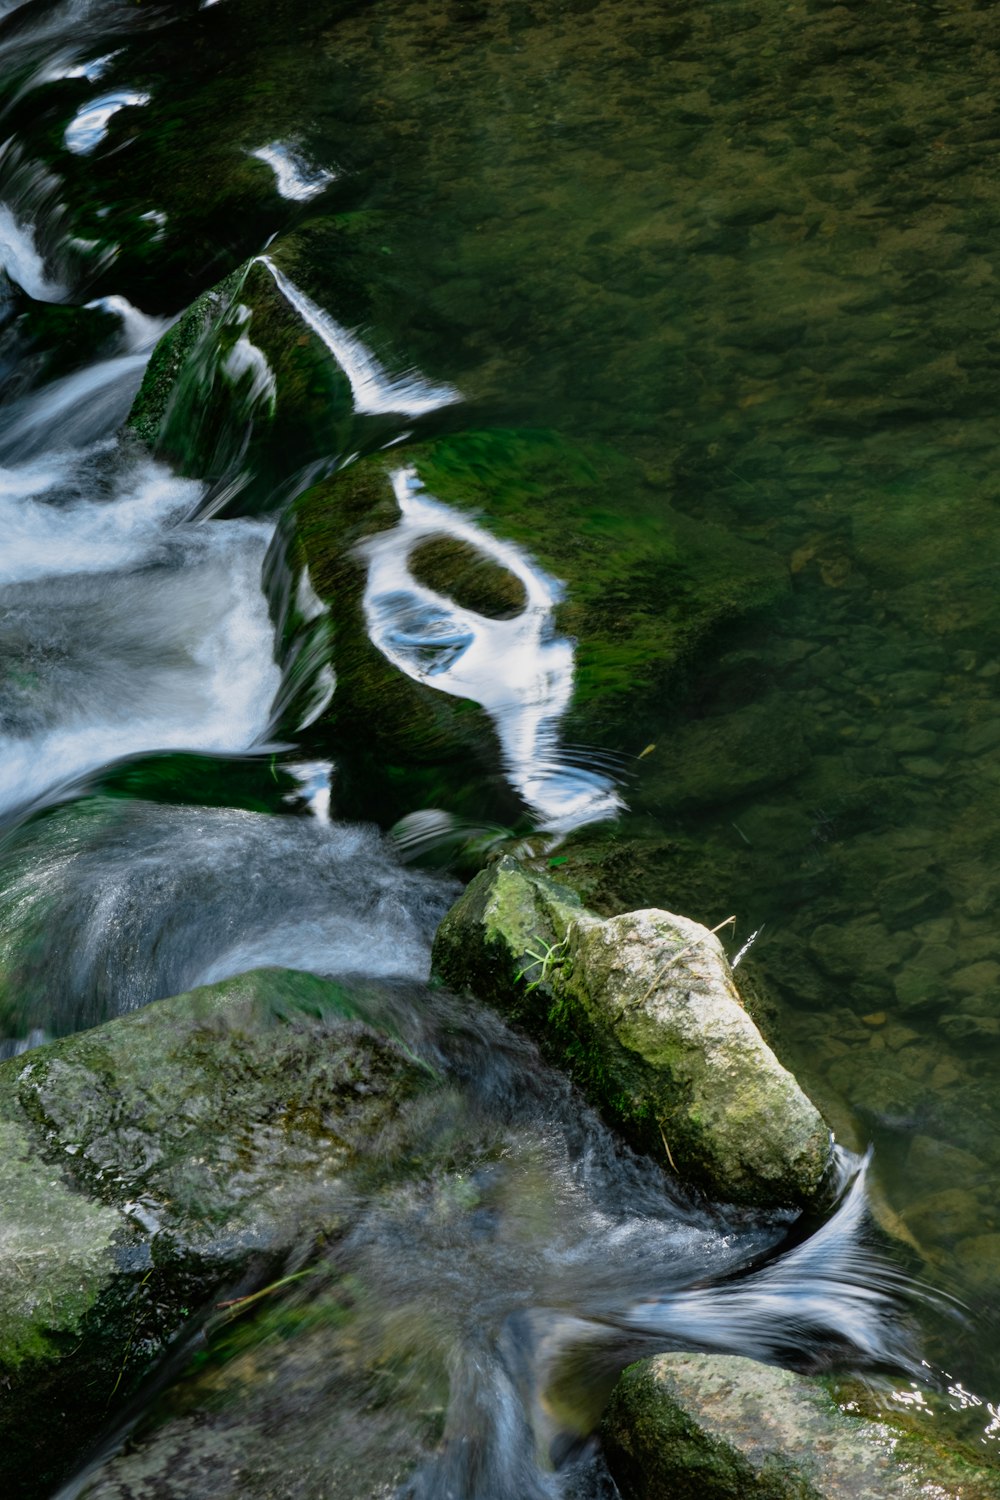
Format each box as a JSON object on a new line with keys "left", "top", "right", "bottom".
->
{"left": 432, "top": 858, "right": 831, "bottom": 1207}
{"left": 0, "top": 967, "right": 427, "bottom": 1497}
{"left": 602, "top": 1353, "right": 1000, "bottom": 1500}
{"left": 72, "top": 1286, "right": 434, "bottom": 1500}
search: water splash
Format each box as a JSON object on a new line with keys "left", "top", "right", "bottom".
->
{"left": 0, "top": 802, "right": 457, "bottom": 1035}
{"left": 0, "top": 200, "right": 65, "bottom": 299}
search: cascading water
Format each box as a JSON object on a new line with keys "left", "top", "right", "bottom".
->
{"left": 0, "top": 1, "right": 985, "bottom": 1496}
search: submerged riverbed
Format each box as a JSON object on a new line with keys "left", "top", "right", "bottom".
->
{"left": 1, "top": 0, "right": 1000, "bottom": 1493}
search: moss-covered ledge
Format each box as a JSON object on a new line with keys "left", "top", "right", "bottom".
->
{"left": 432, "top": 858, "right": 832, "bottom": 1209}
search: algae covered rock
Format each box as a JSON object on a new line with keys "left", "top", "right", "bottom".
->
{"left": 602, "top": 1353, "right": 1000, "bottom": 1500}
{"left": 433, "top": 858, "right": 831, "bottom": 1208}
{"left": 0, "top": 966, "right": 429, "bottom": 1496}
{"left": 127, "top": 254, "right": 354, "bottom": 513}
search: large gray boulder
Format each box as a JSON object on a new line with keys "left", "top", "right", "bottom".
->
{"left": 602, "top": 1352, "right": 1000, "bottom": 1500}
{"left": 432, "top": 858, "right": 831, "bottom": 1208}
{"left": 0, "top": 967, "right": 428, "bottom": 1497}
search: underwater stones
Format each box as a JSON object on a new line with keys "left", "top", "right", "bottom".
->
{"left": 633, "top": 694, "right": 808, "bottom": 812}
{"left": 0, "top": 968, "right": 427, "bottom": 1495}
{"left": 949, "top": 960, "right": 1000, "bottom": 996}
{"left": 902, "top": 1187, "right": 983, "bottom": 1247}
{"left": 823, "top": 1053, "right": 926, "bottom": 1134}
{"left": 809, "top": 916, "right": 913, "bottom": 985}
{"left": 433, "top": 859, "right": 831, "bottom": 1209}
{"left": 904, "top": 1134, "right": 985, "bottom": 1196}
{"left": 602, "top": 1353, "right": 1000, "bottom": 1500}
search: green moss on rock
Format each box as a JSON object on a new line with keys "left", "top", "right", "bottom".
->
{"left": 409, "top": 535, "right": 528, "bottom": 618}
{"left": 286, "top": 428, "right": 786, "bottom": 824}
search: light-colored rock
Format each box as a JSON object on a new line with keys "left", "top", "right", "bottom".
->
{"left": 602, "top": 1352, "right": 1000, "bottom": 1499}
{"left": 433, "top": 858, "right": 832, "bottom": 1208}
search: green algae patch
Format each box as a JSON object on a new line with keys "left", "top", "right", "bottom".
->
{"left": 433, "top": 859, "right": 830, "bottom": 1209}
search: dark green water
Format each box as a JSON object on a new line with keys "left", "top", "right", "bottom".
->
{"left": 2, "top": 0, "right": 1000, "bottom": 1481}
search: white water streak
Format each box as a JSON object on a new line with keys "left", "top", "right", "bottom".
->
{"left": 0, "top": 203, "right": 65, "bottom": 299}
{"left": 64, "top": 89, "right": 150, "bottom": 155}
{"left": 360, "top": 466, "right": 623, "bottom": 831}
{"left": 257, "top": 255, "right": 462, "bottom": 416}
{"left": 250, "top": 142, "right": 335, "bottom": 202}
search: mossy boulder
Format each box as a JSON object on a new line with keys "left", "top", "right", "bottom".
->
{"left": 432, "top": 858, "right": 831, "bottom": 1208}
{"left": 602, "top": 1353, "right": 1000, "bottom": 1500}
{"left": 0, "top": 967, "right": 429, "bottom": 1497}
{"left": 127, "top": 255, "right": 353, "bottom": 513}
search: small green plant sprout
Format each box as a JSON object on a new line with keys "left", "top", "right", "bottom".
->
{"left": 514, "top": 932, "right": 570, "bottom": 992}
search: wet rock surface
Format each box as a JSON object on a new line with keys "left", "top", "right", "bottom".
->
{"left": 0, "top": 967, "right": 428, "bottom": 1496}
{"left": 433, "top": 857, "right": 831, "bottom": 1208}
{"left": 603, "top": 1353, "right": 1000, "bottom": 1500}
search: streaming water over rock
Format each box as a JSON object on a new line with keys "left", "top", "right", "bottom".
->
{"left": 1, "top": 0, "right": 1000, "bottom": 1494}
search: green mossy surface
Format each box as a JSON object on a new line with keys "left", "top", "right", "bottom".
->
{"left": 126, "top": 275, "right": 240, "bottom": 447}
{"left": 284, "top": 429, "right": 786, "bottom": 824}
{"left": 127, "top": 256, "right": 353, "bottom": 512}
{"left": 409, "top": 535, "right": 528, "bottom": 619}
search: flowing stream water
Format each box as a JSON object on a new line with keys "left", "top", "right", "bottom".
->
{"left": 1, "top": 0, "right": 999, "bottom": 1494}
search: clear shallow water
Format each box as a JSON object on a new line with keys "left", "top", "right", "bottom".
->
{"left": 0, "top": 0, "right": 998, "bottom": 1490}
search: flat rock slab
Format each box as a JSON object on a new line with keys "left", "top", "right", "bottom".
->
{"left": 603, "top": 1353, "right": 1000, "bottom": 1500}
{"left": 433, "top": 858, "right": 831, "bottom": 1208}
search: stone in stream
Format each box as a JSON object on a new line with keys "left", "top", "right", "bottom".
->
{"left": 602, "top": 1353, "right": 1000, "bottom": 1500}
{"left": 432, "top": 857, "right": 832, "bottom": 1209}
{"left": 0, "top": 967, "right": 430, "bottom": 1498}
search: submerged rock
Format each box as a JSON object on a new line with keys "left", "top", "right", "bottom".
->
{"left": 287, "top": 427, "right": 786, "bottom": 828}
{"left": 0, "top": 967, "right": 428, "bottom": 1496}
{"left": 602, "top": 1353, "right": 1000, "bottom": 1500}
{"left": 432, "top": 858, "right": 831, "bottom": 1208}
